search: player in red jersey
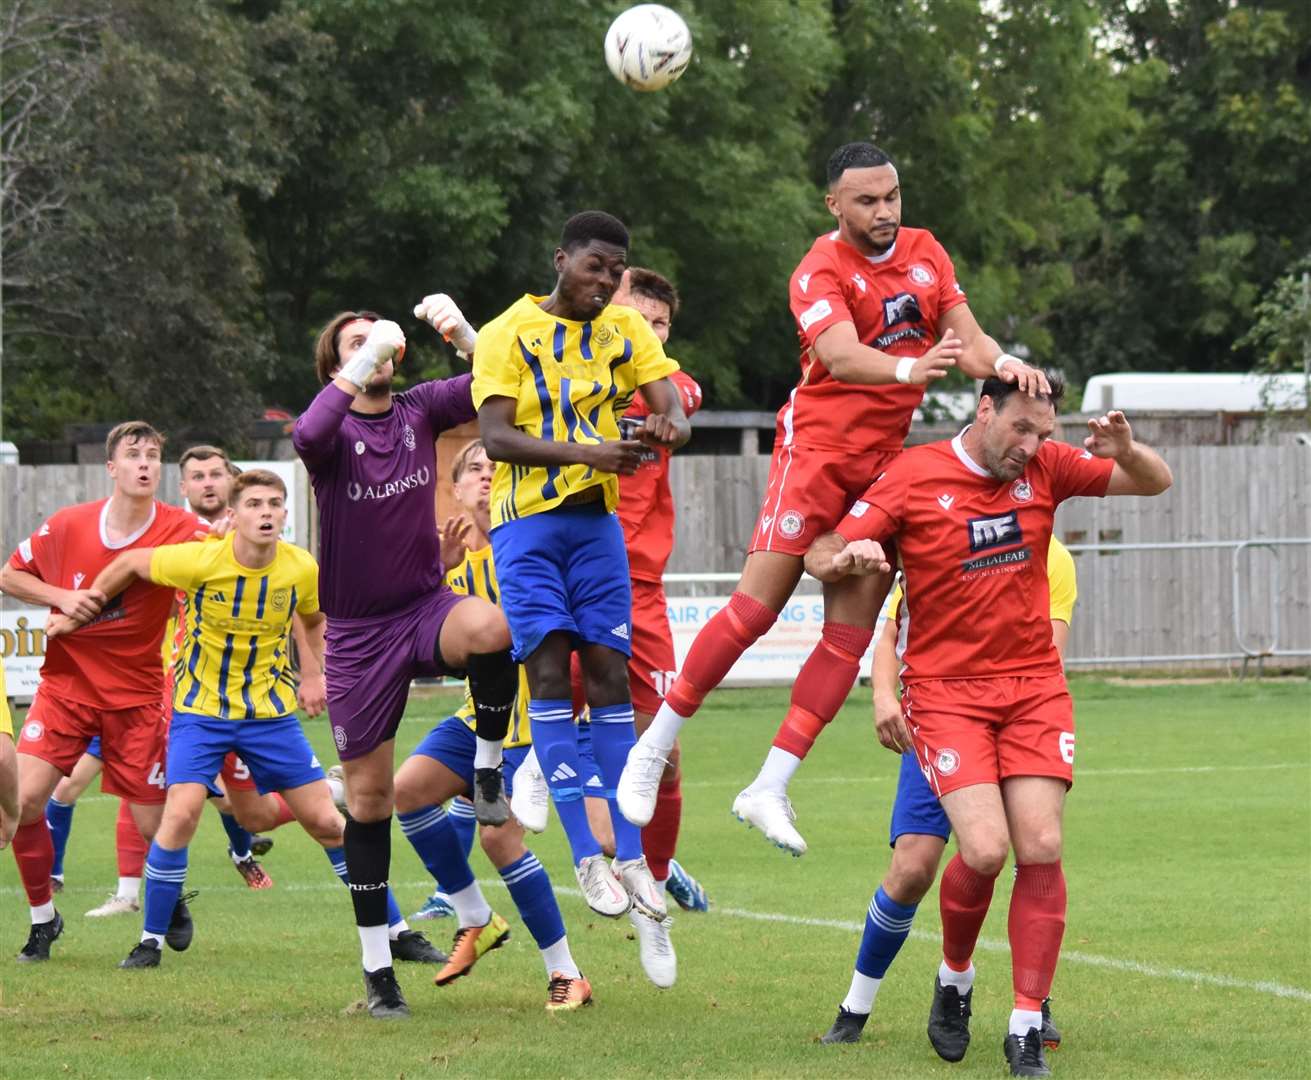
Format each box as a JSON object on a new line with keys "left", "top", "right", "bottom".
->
{"left": 0, "top": 422, "right": 205, "bottom": 962}
{"left": 619, "top": 142, "right": 1048, "bottom": 854}
{"left": 805, "top": 374, "right": 1171, "bottom": 1077}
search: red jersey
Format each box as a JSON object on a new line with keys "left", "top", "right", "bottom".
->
{"left": 837, "top": 433, "right": 1113, "bottom": 681}
{"left": 618, "top": 369, "right": 703, "bottom": 583}
{"left": 784, "top": 227, "right": 967, "bottom": 455}
{"left": 9, "top": 499, "right": 202, "bottom": 709}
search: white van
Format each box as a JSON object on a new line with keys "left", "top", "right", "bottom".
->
{"left": 1079, "top": 372, "right": 1309, "bottom": 413}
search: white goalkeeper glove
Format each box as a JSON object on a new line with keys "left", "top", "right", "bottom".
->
{"left": 338, "top": 319, "right": 405, "bottom": 391}
{"left": 413, "top": 293, "right": 478, "bottom": 356}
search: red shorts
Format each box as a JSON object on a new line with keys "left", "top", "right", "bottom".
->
{"left": 902, "top": 673, "right": 1075, "bottom": 798}
{"left": 220, "top": 753, "right": 258, "bottom": 792}
{"left": 18, "top": 691, "right": 168, "bottom": 805}
{"left": 750, "top": 443, "right": 900, "bottom": 556}
{"left": 627, "top": 578, "right": 676, "bottom": 716}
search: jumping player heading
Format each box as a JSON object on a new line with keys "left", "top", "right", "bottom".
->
{"left": 620, "top": 142, "right": 1049, "bottom": 854}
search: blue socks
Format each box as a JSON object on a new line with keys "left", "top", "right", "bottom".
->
{"left": 46, "top": 798, "right": 74, "bottom": 878}
{"left": 499, "top": 851, "right": 566, "bottom": 949}
{"left": 446, "top": 797, "right": 477, "bottom": 859}
{"left": 530, "top": 699, "right": 601, "bottom": 865}
{"left": 589, "top": 703, "right": 643, "bottom": 861}
{"left": 143, "top": 842, "right": 188, "bottom": 936}
{"left": 397, "top": 806, "right": 475, "bottom": 896}
{"left": 325, "top": 846, "right": 404, "bottom": 929}
{"left": 857, "top": 886, "right": 919, "bottom": 979}
{"left": 218, "top": 811, "right": 254, "bottom": 860}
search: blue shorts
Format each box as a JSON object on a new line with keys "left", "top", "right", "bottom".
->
{"left": 575, "top": 719, "right": 604, "bottom": 795}
{"left": 889, "top": 750, "right": 951, "bottom": 846}
{"left": 491, "top": 502, "right": 633, "bottom": 662}
{"left": 86, "top": 736, "right": 102, "bottom": 760}
{"left": 167, "top": 712, "right": 324, "bottom": 796}
{"left": 411, "top": 716, "right": 530, "bottom": 797}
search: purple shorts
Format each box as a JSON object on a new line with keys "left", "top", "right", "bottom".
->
{"left": 325, "top": 588, "right": 465, "bottom": 761}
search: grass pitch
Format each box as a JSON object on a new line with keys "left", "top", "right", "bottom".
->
{"left": 2, "top": 678, "right": 1308, "bottom": 1078}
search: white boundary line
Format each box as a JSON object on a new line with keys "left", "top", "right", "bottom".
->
{"left": 8, "top": 876, "right": 1306, "bottom": 1003}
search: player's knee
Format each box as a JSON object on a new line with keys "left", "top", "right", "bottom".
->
{"left": 232, "top": 801, "right": 278, "bottom": 833}
{"left": 957, "top": 833, "right": 1009, "bottom": 877}
{"left": 347, "top": 787, "right": 393, "bottom": 823}
{"left": 885, "top": 855, "right": 939, "bottom": 904}
{"left": 466, "top": 616, "right": 512, "bottom": 656}
{"left": 306, "top": 812, "right": 344, "bottom": 848}
{"left": 1013, "top": 824, "right": 1063, "bottom": 865}
{"left": 391, "top": 778, "right": 423, "bottom": 816}
{"left": 19, "top": 790, "right": 50, "bottom": 824}
{"left": 478, "top": 822, "right": 523, "bottom": 867}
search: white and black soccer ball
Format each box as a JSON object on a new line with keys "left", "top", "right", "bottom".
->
{"left": 604, "top": 4, "right": 693, "bottom": 92}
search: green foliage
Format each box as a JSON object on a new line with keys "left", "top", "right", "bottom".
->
{"left": 5, "top": 0, "right": 1310, "bottom": 438}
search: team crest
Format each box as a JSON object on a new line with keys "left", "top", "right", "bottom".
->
{"left": 935, "top": 748, "right": 961, "bottom": 776}
{"left": 593, "top": 323, "right": 616, "bottom": 348}
{"left": 271, "top": 588, "right": 290, "bottom": 611}
{"left": 909, "top": 264, "right": 935, "bottom": 286}
{"left": 1011, "top": 479, "right": 1033, "bottom": 503}
{"left": 23, "top": 720, "right": 43, "bottom": 742}
{"left": 403, "top": 424, "right": 417, "bottom": 451}
{"left": 779, "top": 510, "right": 806, "bottom": 539}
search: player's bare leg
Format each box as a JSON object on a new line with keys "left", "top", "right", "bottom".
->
{"left": 734, "top": 567, "right": 890, "bottom": 855}
{"left": 618, "top": 550, "right": 801, "bottom": 825}
{"left": 12, "top": 754, "right": 70, "bottom": 961}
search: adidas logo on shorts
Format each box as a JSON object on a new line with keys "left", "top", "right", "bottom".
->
{"left": 610, "top": 623, "right": 630, "bottom": 640}
{"left": 550, "top": 763, "right": 577, "bottom": 784}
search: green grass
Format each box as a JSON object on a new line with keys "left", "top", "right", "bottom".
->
{"left": 3, "top": 678, "right": 1309, "bottom": 1078}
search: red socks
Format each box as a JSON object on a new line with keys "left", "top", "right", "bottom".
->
{"left": 116, "top": 800, "right": 149, "bottom": 877}
{"left": 1010, "top": 861, "right": 1067, "bottom": 1008}
{"left": 772, "top": 622, "right": 873, "bottom": 758}
{"left": 641, "top": 772, "right": 682, "bottom": 881}
{"left": 665, "top": 592, "right": 777, "bottom": 717}
{"left": 12, "top": 819, "right": 55, "bottom": 907}
{"left": 939, "top": 853, "right": 999, "bottom": 971}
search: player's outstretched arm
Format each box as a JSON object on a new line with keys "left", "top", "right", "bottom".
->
{"left": 814, "top": 322, "right": 961, "bottom": 386}
{"left": 1086, "top": 412, "right": 1173, "bottom": 496}
{"left": 478, "top": 397, "right": 645, "bottom": 476}
{"left": 939, "top": 303, "right": 1050, "bottom": 396}
{"left": 804, "top": 531, "right": 892, "bottom": 582}
{"left": 0, "top": 564, "right": 106, "bottom": 622}
{"left": 48, "top": 549, "right": 156, "bottom": 638}
{"left": 635, "top": 377, "right": 691, "bottom": 449}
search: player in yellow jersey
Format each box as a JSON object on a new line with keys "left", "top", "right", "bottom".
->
{"left": 389, "top": 440, "right": 590, "bottom": 1009}
{"left": 1, "top": 659, "right": 17, "bottom": 849}
{"left": 820, "top": 538, "right": 1077, "bottom": 1048}
{"left": 50, "top": 470, "right": 443, "bottom": 979}
{"left": 471, "top": 211, "right": 690, "bottom": 924}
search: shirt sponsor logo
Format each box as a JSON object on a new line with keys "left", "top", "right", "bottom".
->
{"left": 967, "top": 510, "right": 1023, "bottom": 553}
{"left": 403, "top": 424, "right": 417, "bottom": 451}
{"left": 798, "top": 272, "right": 812, "bottom": 293}
{"left": 798, "top": 298, "right": 833, "bottom": 332}
{"left": 1011, "top": 479, "right": 1033, "bottom": 503}
{"left": 881, "top": 291, "right": 923, "bottom": 330}
{"left": 960, "top": 547, "right": 1032, "bottom": 574}
{"left": 346, "top": 466, "right": 432, "bottom": 502}
{"left": 779, "top": 510, "right": 806, "bottom": 539}
{"left": 909, "top": 264, "right": 935, "bottom": 286}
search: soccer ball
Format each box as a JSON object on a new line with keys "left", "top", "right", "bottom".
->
{"left": 604, "top": 4, "right": 693, "bottom": 92}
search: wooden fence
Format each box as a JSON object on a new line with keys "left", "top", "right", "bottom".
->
{"left": 3, "top": 444, "right": 1308, "bottom": 671}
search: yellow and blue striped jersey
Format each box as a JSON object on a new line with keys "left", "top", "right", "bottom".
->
{"left": 446, "top": 544, "right": 532, "bottom": 748}
{"left": 150, "top": 535, "right": 319, "bottom": 720}
{"left": 472, "top": 294, "right": 680, "bottom": 528}
{"left": 0, "top": 659, "right": 12, "bottom": 739}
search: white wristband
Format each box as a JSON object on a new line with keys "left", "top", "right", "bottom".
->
{"left": 994, "top": 353, "right": 1021, "bottom": 376}
{"left": 895, "top": 357, "right": 917, "bottom": 384}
